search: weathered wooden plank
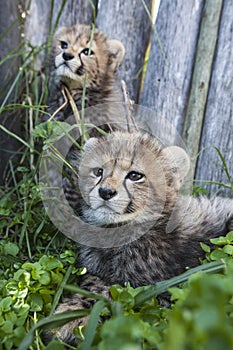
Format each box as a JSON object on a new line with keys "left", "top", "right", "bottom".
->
{"left": 139, "top": 0, "right": 204, "bottom": 143}
{"left": 24, "top": 0, "right": 51, "bottom": 51}
{"left": 51, "top": 0, "right": 98, "bottom": 27}
{"left": 195, "top": 0, "right": 233, "bottom": 197}
{"left": 182, "top": 0, "right": 223, "bottom": 180}
{"left": 0, "top": 0, "right": 21, "bottom": 184}
{"left": 96, "top": 0, "right": 152, "bottom": 103}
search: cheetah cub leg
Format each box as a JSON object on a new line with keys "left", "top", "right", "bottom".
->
{"left": 47, "top": 275, "right": 110, "bottom": 346}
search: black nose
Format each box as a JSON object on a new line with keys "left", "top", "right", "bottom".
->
{"left": 99, "top": 187, "right": 117, "bottom": 200}
{"left": 62, "top": 52, "right": 74, "bottom": 61}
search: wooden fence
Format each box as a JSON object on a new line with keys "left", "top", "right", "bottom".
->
{"left": 0, "top": 0, "right": 232, "bottom": 196}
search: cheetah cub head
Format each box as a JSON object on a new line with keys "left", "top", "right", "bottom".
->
{"left": 77, "top": 131, "right": 190, "bottom": 226}
{"left": 52, "top": 24, "right": 125, "bottom": 89}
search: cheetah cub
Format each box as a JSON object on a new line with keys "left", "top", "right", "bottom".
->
{"left": 47, "top": 23, "right": 125, "bottom": 126}
{"left": 54, "top": 130, "right": 233, "bottom": 344}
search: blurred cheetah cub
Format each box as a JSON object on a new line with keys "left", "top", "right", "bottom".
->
{"left": 47, "top": 23, "right": 125, "bottom": 126}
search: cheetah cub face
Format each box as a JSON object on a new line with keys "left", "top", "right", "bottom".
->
{"left": 78, "top": 132, "right": 190, "bottom": 226}
{"left": 52, "top": 24, "right": 125, "bottom": 89}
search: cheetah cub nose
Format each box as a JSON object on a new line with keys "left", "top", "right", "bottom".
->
{"left": 62, "top": 52, "right": 74, "bottom": 61}
{"left": 99, "top": 187, "right": 117, "bottom": 200}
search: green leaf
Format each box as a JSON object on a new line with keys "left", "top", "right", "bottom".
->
{"left": 14, "top": 300, "right": 30, "bottom": 316}
{"left": 200, "top": 242, "right": 211, "bottom": 253}
{"left": 0, "top": 296, "right": 12, "bottom": 312}
{"left": 0, "top": 207, "right": 11, "bottom": 215}
{"left": 39, "top": 255, "right": 63, "bottom": 270}
{"left": 14, "top": 270, "right": 31, "bottom": 284}
{"left": 21, "top": 261, "right": 36, "bottom": 272}
{"left": 32, "top": 121, "right": 79, "bottom": 144}
{"left": 0, "top": 315, "right": 4, "bottom": 326}
{"left": 169, "top": 287, "right": 189, "bottom": 302}
{"left": 99, "top": 315, "right": 152, "bottom": 350}
{"left": 5, "top": 311, "right": 17, "bottom": 324}
{"left": 226, "top": 231, "right": 233, "bottom": 242}
{"left": 210, "top": 236, "right": 230, "bottom": 245}
{"left": 4, "top": 242, "right": 19, "bottom": 257}
{"left": 210, "top": 249, "right": 228, "bottom": 261}
{"left": 223, "top": 245, "right": 233, "bottom": 256}
{"left": 1, "top": 320, "right": 13, "bottom": 334}
{"left": 31, "top": 268, "right": 51, "bottom": 285}
{"left": 162, "top": 271, "right": 233, "bottom": 350}
{"left": 50, "top": 270, "right": 64, "bottom": 284}
{"left": 3, "top": 337, "right": 13, "bottom": 350}
{"left": 29, "top": 294, "right": 43, "bottom": 312}
{"left": 13, "top": 326, "right": 26, "bottom": 346}
{"left": 40, "top": 271, "right": 51, "bottom": 285}
{"left": 118, "top": 290, "right": 135, "bottom": 308}
{"left": 44, "top": 340, "right": 66, "bottom": 350}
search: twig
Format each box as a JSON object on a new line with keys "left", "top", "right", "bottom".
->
{"left": 64, "top": 84, "right": 87, "bottom": 142}
{"left": 48, "top": 84, "right": 86, "bottom": 142}
{"left": 63, "top": 85, "right": 81, "bottom": 126}
{"left": 121, "top": 80, "right": 138, "bottom": 132}
{"left": 48, "top": 84, "right": 81, "bottom": 125}
{"left": 48, "top": 86, "right": 68, "bottom": 121}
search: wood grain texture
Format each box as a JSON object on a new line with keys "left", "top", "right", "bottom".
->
{"left": 195, "top": 0, "right": 233, "bottom": 197}
{"left": 1, "top": 0, "right": 232, "bottom": 196}
{"left": 139, "top": 0, "right": 204, "bottom": 142}
{"left": 24, "top": 0, "right": 51, "bottom": 49}
{"left": 182, "top": 0, "right": 223, "bottom": 179}
{"left": 96, "top": 0, "right": 152, "bottom": 103}
{"left": 51, "top": 0, "right": 98, "bottom": 27}
{"left": 0, "top": 0, "right": 21, "bottom": 183}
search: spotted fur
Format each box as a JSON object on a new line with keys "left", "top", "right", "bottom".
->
{"left": 53, "top": 131, "right": 233, "bottom": 345}
{"left": 46, "top": 24, "right": 125, "bottom": 126}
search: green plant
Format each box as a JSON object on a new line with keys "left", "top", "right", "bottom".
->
{"left": 193, "top": 147, "right": 233, "bottom": 197}
{"left": 18, "top": 257, "right": 233, "bottom": 350}
{"left": 0, "top": 243, "right": 86, "bottom": 350}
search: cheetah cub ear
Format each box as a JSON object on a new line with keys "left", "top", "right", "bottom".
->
{"left": 161, "top": 146, "right": 190, "bottom": 190}
{"left": 83, "top": 137, "right": 100, "bottom": 155}
{"left": 107, "top": 40, "right": 125, "bottom": 72}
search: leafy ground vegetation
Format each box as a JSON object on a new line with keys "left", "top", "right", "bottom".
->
{"left": 1, "top": 172, "right": 233, "bottom": 350}
{"left": 1, "top": 4, "right": 233, "bottom": 350}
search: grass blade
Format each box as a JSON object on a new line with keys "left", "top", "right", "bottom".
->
{"left": 193, "top": 179, "right": 233, "bottom": 190}
{"left": 134, "top": 260, "right": 226, "bottom": 306}
{"left": 0, "top": 124, "right": 34, "bottom": 151}
{"left": 214, "top": 146, "right": 233, "bottom": 191}
{"left": 64, "top": 284, "right": 109, "bottom": 303}
{"left": 18, "top": 309, "right": 90, "bottom": 350}
{"left": 141, "top": 0, "right": 167, "bottom": 65}
{"left": 50, "top": 255, "right": 78, "bottom": 315}
{"left": 81, "top": 300, "right": 107, "bottom": 350}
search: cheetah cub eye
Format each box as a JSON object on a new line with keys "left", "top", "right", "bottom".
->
{"left": 93, "top": 168, "right": 103, "bottom": 178}
{"left": 81, "top": 48, "right": 94, "bottom": 56}
{"left": 126, "top": 171, "right": 145, "bottom": 182}
{"left": 60, "top": 41, "right": 68, "bottom": 49}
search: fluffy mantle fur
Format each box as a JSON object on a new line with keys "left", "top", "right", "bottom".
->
{"left": 50, "top": 131, "right": 233, "bottom": 344}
